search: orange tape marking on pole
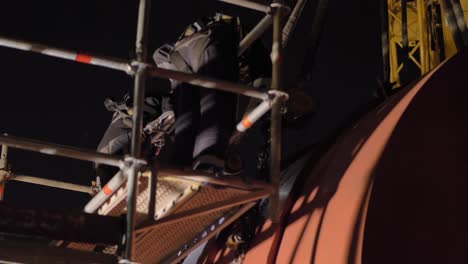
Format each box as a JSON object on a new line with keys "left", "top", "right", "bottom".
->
{"left": 103, "top": 184, "right": 114, "bottom": 196}
{"left": 0, "top": 184, "right": 4, "bottom": 200}
{"left": 75, "top": 54, "right": 93, "bottom": 64}
{"left": 242, "top": 116, "right": 253, "bottom": 128}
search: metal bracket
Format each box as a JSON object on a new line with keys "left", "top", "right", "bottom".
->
{"left": 123, "top": 156, "right": 148, "bottom": 169}
{"left": 268, "top": 90, "right": 289, "bottom": 101}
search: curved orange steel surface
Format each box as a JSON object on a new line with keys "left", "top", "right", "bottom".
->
{"left": 240, "top": 50, "right": 468, "bottom": 263}
{"left": 206, "top": 49, "right": 468, "bottom": 264}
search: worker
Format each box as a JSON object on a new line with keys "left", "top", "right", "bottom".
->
{"left": 95, "top": 13, "right": 271, "bottom": 185}
{"left": 153, "top": 13, "right": 242, "bottom": 175}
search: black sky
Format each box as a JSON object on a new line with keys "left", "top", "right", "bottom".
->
{"left": 0, "top": 0, "right": 382, "bottom": 209}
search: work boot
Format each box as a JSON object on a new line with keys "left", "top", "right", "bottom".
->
{"left": 192, "top": 150, "right": 242, "bottom": 177}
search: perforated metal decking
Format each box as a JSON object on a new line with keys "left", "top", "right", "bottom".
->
{"left": 68, "top": 174, "right": 262, "bottom": 263}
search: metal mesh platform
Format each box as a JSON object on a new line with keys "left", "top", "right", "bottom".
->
{"left": 68, "top": 174, "right": 251, "bottom": 263}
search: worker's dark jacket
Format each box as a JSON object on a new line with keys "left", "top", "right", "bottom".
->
{"left": 96, "top": 15, "right": 240, "bottom": 182}
{"left": 155, "top": 16, "right": 239, "bottom": 166}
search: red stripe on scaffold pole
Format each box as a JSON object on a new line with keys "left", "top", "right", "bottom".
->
{"left": 75, "top": 53, "right": 93, "bottom": 63}
{"left": 103, "top": 184, "right": 113, "bottom": 196}
{"left": 242, "top": 116, "right": 253, "bottom": 128}
{"left": 0, "top": 184, "right": 4, "bottom": 200}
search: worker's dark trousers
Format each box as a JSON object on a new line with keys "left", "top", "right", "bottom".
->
{"left": 164, "top": 22, "right": 239, "bottom": 167}
{"left": 95, "top": 22, "right": 239, "bottom": 182}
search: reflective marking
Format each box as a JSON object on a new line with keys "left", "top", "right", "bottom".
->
{"left": 242, "top": 116, "right": 253, "bottom": 128}
{"left": 76, "top": 53, "right": 93, "bottom": 63}
{"left": 103, "top": 184, "right": 113, "bottom": 196}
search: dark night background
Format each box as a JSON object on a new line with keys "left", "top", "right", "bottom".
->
{"left": 0, "top": 0, "right": 275, "bottom": 209}
{"left": 0, "top": 0, "right": 382, "bottom": 209}
{"left": 0, "top": 0, "right": 384, "bottom": 255}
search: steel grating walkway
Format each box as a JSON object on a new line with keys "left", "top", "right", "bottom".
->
{"left": 68, "top": 174, "right": 254, "bottom": 263}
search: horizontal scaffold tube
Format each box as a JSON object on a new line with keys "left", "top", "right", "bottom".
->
{"left": 0, "top": 37, "right": 133, "bottom": 74}
{"left": 0, "top": 134, "right": 123, "bottom": 168}
{"left": 145, "top": 65, "right": 269, "bottom": 100}
{"left": 237, "top": 100, "right": 272, "bottom": 132}
{"left": 9, "top": 175, "right": 93, "bottom": 194}
{"left": 237, "top": 90, "right": 289, "bottom": 132}
{"left": 218, "top": 0, "right": 270, "bottom": 12}
{"left": 0, "top": 36, "right": 270, "bottom": 100}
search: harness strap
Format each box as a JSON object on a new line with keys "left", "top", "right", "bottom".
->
{"left": 104, "top": 95, "right": 159, "bottom": 116}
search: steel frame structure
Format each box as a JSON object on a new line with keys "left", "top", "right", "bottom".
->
{"left": 0, "top": 0, "right": 290, "bottom": 262}
{"left": 386, "top": 0, "right": 468, "bottom": 89}
{"left": 387, "top": 0, "right": 431, "bottom": 88}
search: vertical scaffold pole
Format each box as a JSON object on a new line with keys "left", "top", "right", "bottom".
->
{"left": 270, "top": 0, "right": 286, "bottom": 223}
{"left": 0, "top": 144, "right": 8, "bottom": 201}
{"left": 123, "top": 0, "right": 151, "bottom": 261}
{"left": 380, "top": 0, "right": 390, "bottom": 94}
{"left": 0, "top": 145, "right": 7, "bottom": 171}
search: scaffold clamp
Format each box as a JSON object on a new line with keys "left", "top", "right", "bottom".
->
{"left": 268, "top": 90, "right": 289, "bottom": 101}
{"left": 123, "top": 156, "right": 147, "bottom": 169}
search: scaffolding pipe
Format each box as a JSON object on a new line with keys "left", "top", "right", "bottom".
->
{"left": 0, "top": 37, "right": 133, "bottom": 74}
{"left": 9, "top": 175, "right": 93, "bottom": 194}
{"left": 450, "top": 0, "right": 468, "bottom": 46}
{"left": 380, "top": 0, "right": 391, "bottom": 94}
{"left": 282, "top": 0, "right": 306, "bottom": 47}
{"left": 269, "top": 0, "right": 286, "bottom": 223}
{"left": 218, "top": 0, "right": 270, "bottom": 13}
{"left": 0, "top": 134, "right": 123, "bottom": 168}
{"left": 146, "top": 66, "right": 269, "bottom": 100}
{"left": 237, "top": 99, "right": 272, "bottom": 132}
{"left": 238, "top": 14, "right": 273, "bottom": 55}
{"left": 442, "top": 0, "right": 465, "bottom": 50}
{"left": 123, "top": 0, "right": 150, "bottom": 260}
{"left": 0, "top": 37, "right": 269, "bottom": 101}
{"left": 84, "top": 171, "right": 127, "bottom": 213}
{"left": 0, "top": 144, "right": 7, "bottom": 170}
{"left": 0, "top": 145, "right": 6, "bottom": 201}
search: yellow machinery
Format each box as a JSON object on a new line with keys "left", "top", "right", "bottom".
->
{"left": 387, "top": 0, "right": 468, "bottom": 88}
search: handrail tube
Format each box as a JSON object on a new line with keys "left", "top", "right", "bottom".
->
{"left": 0, "top": 134, "right": 123, "bottom": 168}
{"left": 10, "top": 175, "right": 92, "bottom": 194}
{"left": 0, "top": 37, "right": 132, "bottom": 74}
{"left": 0, "top": 36, "right": 270, "bottom": 101}
{"left": 146, "top": 65, "right": 269, "bottom": 100}
{"left": 84, "top": 171, "right": 127, "bottom": 213}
